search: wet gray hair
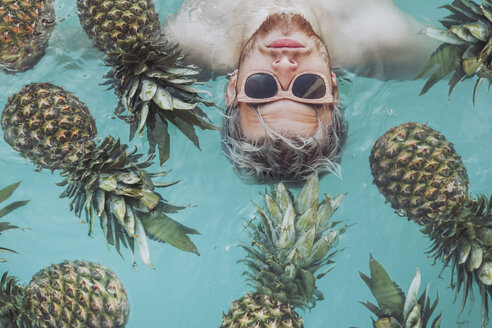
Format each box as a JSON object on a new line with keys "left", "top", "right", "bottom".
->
{"left": 221, "top": 101, "right": 346, "bottom": 183}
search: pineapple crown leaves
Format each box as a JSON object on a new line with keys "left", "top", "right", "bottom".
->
{"left": 423, "top": 194, "right": 492, "bottom": 327}
{"left": 240, "top": 174, "right": 347, "bottom": 310}
{"left": 0, "top": 272, "right": 25, "bottom": 327}
{"left": 359, "top": 255, "right": 442, "bottom": 328}
{"left": 0, "top": 182, "right": 29, "bottom": 262}
{"left": 103, "top": 36, "right": 220, "bottom": 165}
{"left": 417, "top": 0, "right": 492, "bottom": 102}
{"left": 55, "top": 136, "right": 199, "bottom": 269}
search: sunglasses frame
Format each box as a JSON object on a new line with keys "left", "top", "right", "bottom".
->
{"left": 236, "top": 70, "right": 334, "bottom": 104}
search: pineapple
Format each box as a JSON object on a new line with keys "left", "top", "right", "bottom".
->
{"left": 369, "top": 122, "right": 469, "bottom": 224}
{"left": 418, "top": 0, "right": 492, "bottom": 102}
{"left": 77, "top": 0, "right": 218, "bottom": 164}
{"left": 76, "top": 0, "right": 160, "bottom": 53}
{"left": 2, "top": 83, "right": 97, "bottom": 171}
{"left": 369, "top": 122, "right": 492, "bottom": 327}
{"left": 221, "top": 174, "right": 347, "bottom": 327}
{"left": 360, "top": 255, "right": 442, "bottom": 328}
{"left": 0, "top": 0, "right": 55, "bottom": 73}
{"left": 0, "top": 260, "right": 129, "bottom": 327}
{"left": 0, "top": 182, "right": 28, "bottom": 262}
{"left": 2, "top": 83, "right": 200, "bottom": 269}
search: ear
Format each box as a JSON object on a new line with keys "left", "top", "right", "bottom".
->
{"left": 225, "top": 69, "right": 238, "bottom": 107}
{"left": 331, "top": 71, "right": 339, "bottom": 99}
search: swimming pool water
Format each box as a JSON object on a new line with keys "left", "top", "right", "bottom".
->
{"left": 0, "top": 0, "right": 491, "bottom": 327}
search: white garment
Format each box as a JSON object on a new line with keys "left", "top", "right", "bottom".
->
{"left": 164, "top": 0, "right": 437, "bottom": 79}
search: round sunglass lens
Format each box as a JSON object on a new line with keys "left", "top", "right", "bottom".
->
{"left": 292, "top": 74, "right": 326, "bottom": 99}
{"left": 245, "top": 73, "right": 278, "bottom": 99}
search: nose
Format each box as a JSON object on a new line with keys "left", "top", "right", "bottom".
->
{"left": 272, "top": 55, "right": 298, "bottom": 90}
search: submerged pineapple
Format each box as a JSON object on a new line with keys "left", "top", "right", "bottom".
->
{"left": 221, "top": 174, "right": 347, "bottom": 327}
{"left": 77, "top": 0, "right": 218, "bottom": 164}
{"left": 0, "top": 260, "right": 129, "bottom": 327}
{"left": 418, "top": 0, "right": 492, "bottom": 102}
{"left": 0, "top": 0, "right": 55, "bottom": 73}
{"left": 360, "top": 255, "right": 442, "bottom": 328}
{"left": 0, "top": 182, "right": 28, "bottom": 262}
{"left": 2, "top": 83, "right": 200, "bottom": 268}
{"left": 370, "top": 122, "right": 469, "bottom": 223}
{"left": 370, "top": 122, "right": 492, "bottom": 327}
{"left": 77, "top": 0, "right": 159, "bottom": 53}
{"left": 2, "top": 83, "right": 97, "bottom": 171}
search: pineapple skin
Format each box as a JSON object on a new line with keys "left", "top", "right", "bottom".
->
{"left": 2, "top": 82, "right": 97, "bottom": 171}
{"left": 221, "top": 293, "right": 303, "bottom": 328}
{"left": 76, "top": 0, "right": 161, "bottom": 53}
{"left": 23, "top": 260, "right": 129, "bottom": 328}
{"left": 0, "top": 0, "right": 55, "bottom": 73}
{"left": 369, "top": 122, "right": 469, "bottom": 224}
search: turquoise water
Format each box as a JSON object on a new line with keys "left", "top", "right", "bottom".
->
{"left": 1, "top": 0, "right": 491, "bottom": 327}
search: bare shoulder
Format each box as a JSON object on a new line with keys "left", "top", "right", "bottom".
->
{"left": 315, "top": 0, "right": 438, "bottom": 79}
{"left": 163, "top": 0, "right": 241, "bottom": 73}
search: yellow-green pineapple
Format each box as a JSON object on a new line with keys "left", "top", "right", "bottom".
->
{"left": 0, "top": 182, "right": 28, "bottom": 262}
{"left": 418, "top": 0, "right": 492, "bottom": 102}
{"left": 370, "top": 122, "right": 469, "bottom": 223}
{"left": 0, "top": 260, "right": 129, "bottom": 327}
{"left": 360, "top": 255, "right": 442, "bottom": 328}
{"left": 221, "top": 174, "right": 347, "bottom": 327}
{"left": 2, "top": 83, "right": 200, "bottom": 268}
{"left": 77, "top": 0, "right": 218, "bottom": 164}
{"left": 2, "top": 83, "right": 97, "bottom": 171}
{"left": 77, "top": 0, "right": 160, "bottom": 53}
{"left": 0, "top": 0, "right": 55, "bottom": 73}
{"left": 370, "top": 122, "right": 492, "bottom": 327}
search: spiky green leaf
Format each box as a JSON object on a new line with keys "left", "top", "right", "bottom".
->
{"left": 0, "top": 182, "right": 21, "bottom": 204}
{"left": 277, "top": 202, "right": 296, "bottom": 249}
{"left": 140, "top": 80, "right": 157, "bottom": 102}
{"left": 153, "top": 87, "right": 173, "bottom": 110}
{"left": 295, "top": 174, "right": 318, "bottom": 215}
{"left": 139, "top": 211, "right": 199, "bottom": 255}
{"left": 300, "top": 269, "right": 316, "bottom": 301}
{"left": 421, "top": 27, "right": 467, "bottom": 45}
{"left": 0, "top": 201, "right": 29, "bottom": 220}
{"left": 403, "top": 268, "right": 421, "bottom": 321}
{"left": 265, "top": 193, "right": 282, "bottom": 227}
{"left": 366, "top": 256, "right": 404, "bottom": 320}
{"left": 134, "top": 216, "right": 154, "bottom": 269}
{"left": 418, "top": 44, "right": 466, "bottom": 95}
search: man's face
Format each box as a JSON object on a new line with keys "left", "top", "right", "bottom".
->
{"left": 225, "top": 13, "right": 338, "bottom": 140}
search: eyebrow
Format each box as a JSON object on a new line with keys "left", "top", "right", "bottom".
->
{"left": 259, "top": 46, "right": 312, "bottom": 57}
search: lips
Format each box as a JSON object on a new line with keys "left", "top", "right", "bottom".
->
{"left": 267, "top": 38, "right": 304, "bottom": 48}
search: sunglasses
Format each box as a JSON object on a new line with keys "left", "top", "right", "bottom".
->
{"left": 236, "top": 71, "right": 334, "bottom": 104}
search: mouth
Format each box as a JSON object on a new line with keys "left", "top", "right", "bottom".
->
{"left": 267, "top": 38, "right": 304, "bottom": 48}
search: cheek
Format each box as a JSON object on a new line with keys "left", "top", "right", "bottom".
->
{"left": 240, "top": 52, "right": 273, "bottom": 73}
{"left": 317, "top": 106, "right": 333, "bottom": 125}
{"left": 239, "top": 104, "right": 266, "bottom": 140}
